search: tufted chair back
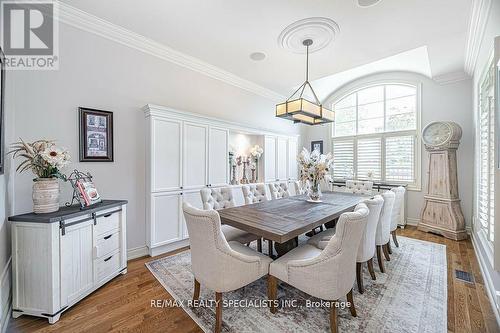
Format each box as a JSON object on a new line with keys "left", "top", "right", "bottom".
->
{"left": 268, "top": 182, "right": 291, "bottom": 200}
{"left": 200, "top": 187, "right": 235, "bottom": 210}
{"left": 390, "top": 186, "right": 406, "bottom": 232}
{"left": 345, "top": 180, "right": 374, "bottom": 195}
{"left": 241, "top": 183, "right": 268, "bottom": 204}
{"left": 357, "top": 195, "right": 384, "bottom": 263}
{"left": 182, "top": 203, "right": 267, "bottom": 292}
{"left": 285, "top": 203, "right": 370, "bottom": 300}
{"left": 293, "top": 180, "right": 311, "bottom": 195}
{"left": 375, "top": 191, "right": 395, "bottom": 246}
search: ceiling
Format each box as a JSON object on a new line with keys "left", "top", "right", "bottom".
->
{"left": 61, "top": 0, "right": 472, "bottom": 99}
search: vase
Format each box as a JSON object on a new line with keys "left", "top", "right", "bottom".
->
{"left": 33, "top": 178, "right": 60, "bottom": 214}
{"left": 308, "top": 182, "right": 322, "bottom": 202}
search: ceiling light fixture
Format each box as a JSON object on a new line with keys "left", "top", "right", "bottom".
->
{"left": 275, "top": 39, "right": 335, "bottom": 125}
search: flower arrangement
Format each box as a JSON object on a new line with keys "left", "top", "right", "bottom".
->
{"left": 250, "top": 145, "right": 263, "bottom": 159}
{"left": 9, "top": 139, "right": 70, "bottom": 180}
{"left": 298, "top": 148, "right": 333, "bottom": 201}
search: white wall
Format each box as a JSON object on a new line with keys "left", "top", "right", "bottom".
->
{"left": 8, "top": 23, "right": 303, "bottom": 253}
{"left": 302, "top": 71, "right": 474, "bottom": 226}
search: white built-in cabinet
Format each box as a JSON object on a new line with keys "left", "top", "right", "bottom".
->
{"left": 144, "top": 104, "right": 299, "bottom": 256}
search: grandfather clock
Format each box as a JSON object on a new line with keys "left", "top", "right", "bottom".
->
{"left": 418, "top": 121, "right": 467, "bottom": 240}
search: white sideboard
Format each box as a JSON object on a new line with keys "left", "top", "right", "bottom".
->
{"left": 144, "top": 104, "right": 300, "bottom": 256}
{"left": 8, "top": 200, "right": 127, "bottom": 324}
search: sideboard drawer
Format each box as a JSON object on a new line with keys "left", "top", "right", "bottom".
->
{"left": 95, "top": 230, "right": 120, "bottom": 259}
{"left": 95, "top": 250, "right": 121, "bottom": 283}
{"left": 95, "top": 211, "right": 120, "bottom": 236}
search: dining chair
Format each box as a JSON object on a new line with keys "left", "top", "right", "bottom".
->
{"left": 241, "top": 183, "right": 268, "bottom": 204}
{"left": 268, "top": 203, "right": 370, "bottom": 333}
{"left": 375, "top": 191, "right": 395, "bottom": 273}
{"left": 182, "top": 203, "right": 273, "bottom": 333}
{"left": 345, "top": 180, "right": 374, "bottom": 195}
{"left": 200, "top": 187, "right": 262, "bottom": 251}
{"left": 293, "top": 180, "right": 311, "bottom": 195}
{"left": 389, "top": 186, "right": 406, "bottom": 251}
{"left": 268, "top": 182, "right": 291, "bottom": 199}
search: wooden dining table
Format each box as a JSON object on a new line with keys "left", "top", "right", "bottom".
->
{"left": 218, "top": 191, "right": 369, "bottom": 257}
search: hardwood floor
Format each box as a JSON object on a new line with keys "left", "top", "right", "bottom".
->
{"left": 7, "top": 227, "right": 499, "bottom": 333}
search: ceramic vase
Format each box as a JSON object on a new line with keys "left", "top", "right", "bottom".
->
{"left": 32, "top": 178, "right": 60, "bottom": 214}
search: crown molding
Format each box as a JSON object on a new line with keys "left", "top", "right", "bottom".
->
{"left": 56, "top": 2, "right": 285, "bottom": 102}
{"left": 433, "top": 71, "right": 471, "bottom": 85}
{"left": 464, "top": 0, "right": 492, "bottom": 75}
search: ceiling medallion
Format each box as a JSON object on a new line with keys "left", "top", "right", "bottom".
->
{"left": 357, "top": 0, "right": 382, "bottom": 7}
{"left": 277, "top": 17, "right": 340, "bottom": 54}
{"left": 276, "top": 39, "right": 335, "bottom": 126}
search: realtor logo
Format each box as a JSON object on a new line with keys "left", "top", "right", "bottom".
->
{"left": 1, "top": 1, "right": 59, "bottom": 69}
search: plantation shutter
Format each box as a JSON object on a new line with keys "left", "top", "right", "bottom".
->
{"left": 385, "top": 136, "right": 415, "bottom": 182}
{"left": 332, "top": 140, "right": 354, "bottom": 179}
{"left": 357, "top": 138, "right": 381, "bottom": 180}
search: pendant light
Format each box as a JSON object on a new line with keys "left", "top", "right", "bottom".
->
{"left": 276, "top": 39, "right": 335, "bottom": 125}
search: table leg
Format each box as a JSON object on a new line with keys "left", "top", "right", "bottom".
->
{"left": 274, "top": 237, "right": 298, "bottom": 257}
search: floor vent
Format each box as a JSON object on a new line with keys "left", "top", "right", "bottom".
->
{"left": 455, "top": 270, "right": 474, "bottom": 284}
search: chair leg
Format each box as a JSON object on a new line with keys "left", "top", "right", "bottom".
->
{"left": 387, "top": 241, "right": 392, "bottom": 254}
{"left": 329, "top": 301, "right": 338, "bottom": 333}
{"left": 215, "top": 292, "right": 222, "bottom": 333}
{"left": 367, "top": 258, "right": 376, "bottom": 280}
{"left": 383, "top": 243, "right": 391, "bottom": 261}
{"left": 257, "top": 239, "right": 262, "bottom": 253}
{"left": 267, "top": 275, "right": 277, "bottom": 314}
{"left": 356, "top": 262, "right": 364, "bottom": 294}
{"left": 392, "top": 230, "right": 399, "bottom": 247}
{"left": 193, "top": 278, "right": 200, "bottom": 302}
{"left": 320, "top": 225, "right": 324, "bottom": 231}
{"left": 346, "top": 288, "right": 357, "bottom": 317}
{"left": 376, "top": 245, "right": 385, "bottom": 273}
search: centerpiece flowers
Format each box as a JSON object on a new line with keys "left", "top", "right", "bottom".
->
{"left": 250, "top": 144, "right": 264, "bottom": 182}
{"left": 9, "top": 139, "right": 70, "bottom": 213}
{"left": 298, "top": 148, "right": 333, "bottom": 202}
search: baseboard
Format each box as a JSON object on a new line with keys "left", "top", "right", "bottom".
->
{"left": 0, "top": 257, "right": 12, "bottom": 333}
{"left": 406, "top": 217, "right": 420, "bottom": 226}
{"left": 127, "top": 246, "right": 149, "bottom": 260}
{"left": 471, "top": 233, "right": 500, "bottom": 327}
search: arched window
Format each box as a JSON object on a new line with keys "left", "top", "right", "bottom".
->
{"left": 331, "top": 83, "right": 420, "bottom": 188}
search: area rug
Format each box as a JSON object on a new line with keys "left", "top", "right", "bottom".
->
{"left": 146, "top": 236, "right": 447, "bottom": 333}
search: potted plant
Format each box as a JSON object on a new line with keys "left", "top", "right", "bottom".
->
{"left": 9, "top": 139, "right": 70, "bottom": 213}
{"left": 298, "top": 148, "right": 333, "bottom": 202}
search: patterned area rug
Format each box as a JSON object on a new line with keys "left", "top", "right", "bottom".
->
{"left": 146, "top": 236, "right": 447, "bottom": 333}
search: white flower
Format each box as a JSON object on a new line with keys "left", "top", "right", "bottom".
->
{"left": 41, "top": 145, "right": 70, "bottom": 169}
{"left": 250, "top": 145, "right": 263, "bottom": 159}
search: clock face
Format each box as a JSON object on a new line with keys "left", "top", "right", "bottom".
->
{"left": 423, "top": 122, "right": 451, "bottom": 146}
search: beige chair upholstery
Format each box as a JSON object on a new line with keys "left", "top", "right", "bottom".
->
{"left": 183, "top": 203, "right": 272, "bottom": 332}
{"left": 293, "top": 180, "right": 311, "bottom": 195}
{"left": 389, "top": 187, "right": 406, "bottom": 248}
{"left": 268, "top": 204, "right": 370, "bottom": 332}
{"left": 306, "top": 227, "right": 336, "bottom": 249}
{"left": 374, "top": 191, "right": 395, "bottom": 273}
{"left": 268, "top": 182, "right": 291, "bottom": 199}
{"left": 241, "top": 183, "right": 268, "bottom": 204}
{"left": 358, "top": 195, "right": 384, "bottom": 263}
{"left": 200, "top": 187, "right": 235, "bottom": 210}
{"left": 345, "top": 180, "right": 374, "bottom": 195}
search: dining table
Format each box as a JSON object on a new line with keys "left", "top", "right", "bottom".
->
{"left": 218, "top": 191, "right": 370, "bottom": 257}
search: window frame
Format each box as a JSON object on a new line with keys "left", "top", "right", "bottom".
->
{"left": 327, "top": 80, "right": 422, "bottom": 191}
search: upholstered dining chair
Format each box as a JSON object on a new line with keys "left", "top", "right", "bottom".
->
{"left": 389, "top": 186, "right": 406, "bottom": 251}
{"left": 268, "top": 203, "right": 370, "bottom": 333}
{"left": 200, "top": 187, "right": 262, "bottom": 251}
{"left": 268, "top": 182, "right": 291, "bottom": 199}
{"left": 182, "top": 203, "right": 272, "bottom": 333}
{"left": 345, "top": 180, "right": 374, "bottom": 195}
{"left": 293, "top": 180, "right": 311, "bottom": 195}
{"left": 241, "top": 183, "right": 268, "bottom": 204}
{"left": 375, "top": 191, "right": 395, "bottom": 273}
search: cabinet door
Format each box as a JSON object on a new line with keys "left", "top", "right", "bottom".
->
{"left": 264, "top": 136, "right": 277, "bottom": 182}
{"left": 208, "top": 127, "right": 228, "bottom": 187}
{"left": 60, "top": 220, "right": 94, "bottom": 306}
{"left": 183, "top": 122, "right": 208, "bottom": 189}
{"left": 288, "top": 138, "right": 298, "bottom": 181}
{"left": 152, "top": 118, "right": 182, "bottom": 192}
{"left": 151, "top": 192, "right": 182, "bottom": 246}
{"left": 181, "top": 190, "right": 204, "bottom": 239}
{"left": 276, "top": 137, "right": 288, "bottom": 181}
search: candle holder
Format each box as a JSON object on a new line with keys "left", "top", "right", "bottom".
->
{"left": 240, "top": 156, "right": 250, "bottom": 184}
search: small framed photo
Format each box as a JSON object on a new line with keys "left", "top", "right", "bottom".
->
{"left": 79, "top": 107, "right": 114, "bottom": 162}
{"left": 311, "top": 140, "right": 323, "bottom": 154}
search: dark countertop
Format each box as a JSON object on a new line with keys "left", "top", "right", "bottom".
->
{"left": 8, "top": 199, "right": 128, "bottom": 223}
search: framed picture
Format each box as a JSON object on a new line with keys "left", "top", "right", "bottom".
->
{"left": 311, "top": 140, "right": 323, "bottom": 154}
{"left": 0, "top": 47, "right": 5, "bottom": 174}
{"left": 79, "top": 107, "right": 114, "bottom": 162}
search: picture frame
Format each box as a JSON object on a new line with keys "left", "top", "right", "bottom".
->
{"left": 311, "top": 140, "right": 323, "bottom": 154}
{"left": 79, "top": 107, "right": 114, "bottom": 162}
{"left": 0, "top": 47, "right": 5, "bottom": 175}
